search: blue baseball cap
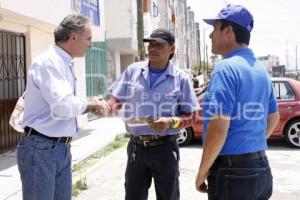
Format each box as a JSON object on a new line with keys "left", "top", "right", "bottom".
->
{"left": 203, "top": 4, "right": 254, "bottom": 32}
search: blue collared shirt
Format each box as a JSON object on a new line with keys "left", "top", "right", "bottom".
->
{"left": 23, "top": 45, "right": 87, "bottom": 137}
{"left": 109, "top": 61, "right": 200, "bottom": 136}
{"left": 202, "top": 48, "right": 278, "bottom": 155}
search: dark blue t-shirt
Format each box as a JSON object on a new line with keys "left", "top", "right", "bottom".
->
{"left": 148, "top": 65, "right": 167, "bottom": 88}
{"left": 202, "top": 48, "right": 278, "bottom": 155}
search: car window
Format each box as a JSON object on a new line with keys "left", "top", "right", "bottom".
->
{"left": 272, "top": 81, "right": 295, "bottom": 100}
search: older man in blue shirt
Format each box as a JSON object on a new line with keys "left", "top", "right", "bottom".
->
{"left": 108, "top": 29, "right": 199, "bottom": 200}
{"left": 17, "top": 14, "right": 109, "bottom": 200}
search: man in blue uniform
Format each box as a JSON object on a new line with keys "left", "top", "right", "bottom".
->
{"left": 108, "top": 29, "right": 199, "bottom": 200}
{"left": 195, "top": 4, "right": 280, "bottom": 200}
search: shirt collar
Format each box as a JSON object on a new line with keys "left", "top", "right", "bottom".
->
{"left": 224, "top": 47, "right": 254, "bottom": 59}
{"left": 50, "top": 44, "right": 73, "bottom": 66}
{"left": 141, "top": 61, "right": 176, "bottom": 77}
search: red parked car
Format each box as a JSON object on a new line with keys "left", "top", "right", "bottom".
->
{"left": 177, "top": 77, "right": 300, "bottom": 148}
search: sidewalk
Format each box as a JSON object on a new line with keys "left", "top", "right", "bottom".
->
{"left": 0, "top": 117, "right": 126, "bottom": 200}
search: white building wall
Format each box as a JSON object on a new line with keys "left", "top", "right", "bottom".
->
{"left": 157, "top": 0, "right": 169, "bottom": 28}
{"left": 144, "top": 0, "right": 159, "bottom": 37}
{"left": 131, "top": 0, "right": 138, "bottom": 41}
{"left": 0, "top": 0, "right": 71, "bottom": 25}
{"left": 120, "top": 54, "right": 135, "bottom": 71}
{"left": 104, "top": 0, "right": 138, "bottom": 75}
{"left": 104, "top": 0, "right": 136, "bottom": 40}
{"left": 106, "top": 50, "right": 121, "bottom": 83}
{"left": 1, "top": 0, "right": 105, "bottom": 57}
{"left": 27, "top": 27, "right": 53, "bottom": 66}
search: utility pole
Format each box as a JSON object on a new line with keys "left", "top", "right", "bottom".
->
{"left": 296, "top": 45, "right": 298, "bottom": 71}
{"left": 286, "top": 41, "right": 289, "bottom": 69}
{"left": 203, "top": 28, "right": 206, "bottom": 76}
{"left": 206, "top": 44, "right": 209, "bottom": 74}
{"left": 198, "top": 26, "right": 202, "bottom": 75}
{"left": 137, "top": 0, "right": 145, "bottom": 61}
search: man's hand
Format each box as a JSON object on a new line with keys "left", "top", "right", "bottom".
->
{"left": 195, "top": 169, "right": 210, "bottom": 193}
{"left": 86, "top": 97, "right": 110, "bottom": 116}
{"left": 93, "top": 98, "right": 110, "bottom": 116}
{"left": 148, "top": 117, "right": 171, "bottom": 132}
{"left": 195, "top": 115, "right": 230, "bottom": 193}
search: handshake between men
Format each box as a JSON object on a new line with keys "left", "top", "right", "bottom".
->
{"left": 85, "top": 96, "right": 110, "bottom": 116}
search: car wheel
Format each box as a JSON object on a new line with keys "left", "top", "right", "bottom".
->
{"left": 177, "top": 128, "right": 193, "bottom": 146}
{"left": 284, "top": 119, "right": 300, "bottom": 148}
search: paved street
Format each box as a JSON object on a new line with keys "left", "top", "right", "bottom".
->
{"left": 73, "top": 139, "right": 300, "bottom": 200}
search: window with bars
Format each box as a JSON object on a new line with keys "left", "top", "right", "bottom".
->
{"left": 85, "top": 42, "right": 107, "bottom": 120}
{"left": 0, "top": 31, "right": 26, "bottom": 153}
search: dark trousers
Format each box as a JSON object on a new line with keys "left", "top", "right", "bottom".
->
{"left": 207, "top": 156, "right": 273, "bottom": 200}
{"left": 125, "top": 139, "right": 180, "bottom": 200}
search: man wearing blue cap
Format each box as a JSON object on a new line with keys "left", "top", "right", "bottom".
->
{"left": 195, "top": 4, "right": 280, "bottom": 200}
{"left": 107, "top": 28, "right": 199, "bottom": 199}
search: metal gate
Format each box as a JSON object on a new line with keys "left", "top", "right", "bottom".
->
{"left": 85, "top": 42, "right": 107, "bottom": 120}
{"left": 0, "top": 31, "right": 26, "bottom": 153}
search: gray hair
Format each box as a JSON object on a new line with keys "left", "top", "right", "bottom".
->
{"left": 54, "top": 14, "right": 89, "bottom": 43}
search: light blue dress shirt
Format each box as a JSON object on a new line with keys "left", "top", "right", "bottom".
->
{"left": 109, "top": 61, "right": 200, "bottom": 136}
{"left": 23, "top": 45, "right": 87, "bottom": 137}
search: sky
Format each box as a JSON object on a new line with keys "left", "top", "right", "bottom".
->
{"left": 186, "top": 0, "right": 300, "bottom": 70}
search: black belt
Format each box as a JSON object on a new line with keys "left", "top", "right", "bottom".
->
{"left": 24, "top": 126, "right": 72, "bottom": 144}
{"left": 215, "top": 151, "right": 266, "bottom": 165}
{"left": 131, "top": 135, "right": 178, "bottom": 148}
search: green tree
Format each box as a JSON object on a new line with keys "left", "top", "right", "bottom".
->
{"left": 192, "top": 61, "right": 213, "bottom": 76}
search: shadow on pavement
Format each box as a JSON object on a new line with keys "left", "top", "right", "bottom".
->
{"left": 267, "top": 138, "right": 300, "bottom": 151}
{"left": 179, "top": 138, "right": 300, "bottom": 152}
{"left": 0, "top": 150, "right": 17, "bottom": 171}
{"left": 179, "top": 139, "right": 203, "bottom": 149}
{"left": 73, "top": 128, "right": 94, "bottom": 141}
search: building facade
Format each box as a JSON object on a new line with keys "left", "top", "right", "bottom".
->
{"left": 104, "top": 0, "right": 138, "bottom": 80}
